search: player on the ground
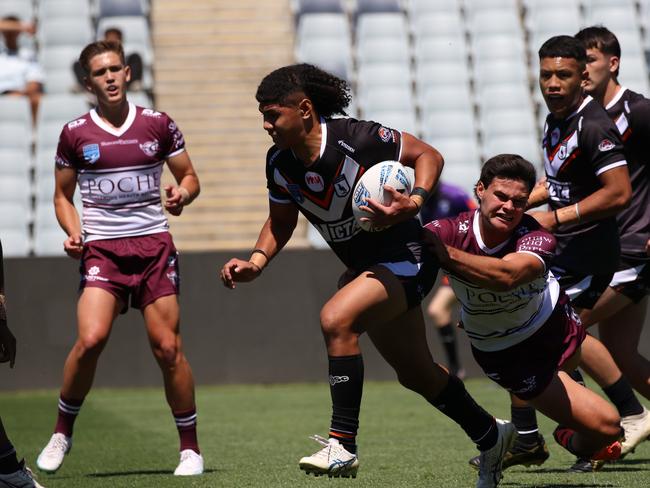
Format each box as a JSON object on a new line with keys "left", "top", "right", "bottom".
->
{"left": 424, "top": 154, "right": 622, "bottom": 465}
{"left": 0, "top": 240, "right": 45, "bottom": 488}
{"left": 420, "top": 182, "right": 477, "bottom": 379}
{"left": 35, "top": 41, "right": 203, "bottom": 476}
{"left": 574, "top": 23, "right": 650, "bottom": 449}
{"left": 220, "top": 63, "right": 514, "bottom": 487}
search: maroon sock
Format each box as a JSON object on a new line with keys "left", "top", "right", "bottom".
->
{"left": 173, "top": 408, "right": 199, "bottom": 454}
{"left": 54, "top": 394, "right": 84, "bottom": 437}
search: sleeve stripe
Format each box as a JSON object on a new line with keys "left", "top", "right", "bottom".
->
{"left": 595, "top": 160, "right": 627, "bottom": 176}
{"left": 269, "top": 192, "right": 292, "bottom": 204}
{"left": 516, "top": 250, "right": 547, "bottom": 272}
{"left": 166, "top": 147, "right": 186, "bottom": 159}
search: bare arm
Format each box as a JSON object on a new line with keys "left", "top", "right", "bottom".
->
{"left": 220, "top": 201, "right": 299, "bottom": 288}
{"left": 164, "top": 150, "right": 200, "bottom": 216}
{"left": 54, "top": 166, "right": 83, "bottom": 259}
{"left": 424, "top": 231, "right": 546, "bottom": 292}
{"left": 526, "top": 177, "right": 549, "bottom": 210}
{"left": 531, "top": 166, "right": 631, "bottom": 231}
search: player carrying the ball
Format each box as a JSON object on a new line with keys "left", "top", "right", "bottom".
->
{"left": 220, "top": 63, "right": 514, "bottom": 488}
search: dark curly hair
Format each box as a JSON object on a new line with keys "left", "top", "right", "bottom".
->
{"left": 256, "top": 64, "right": 351, "bottom": 118}
{"left": 538, "top": 35, "right": 587, "bottom": 69}
{"left": 475, "top": 154, "right": 537, "bottom": 200}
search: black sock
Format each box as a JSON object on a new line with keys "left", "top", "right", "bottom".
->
{"left": 0, "top": 442, "right": 20, "bottom": 474}
{"left": 570, "top": 369, "right": 586, "bottom": 387}
{"left": 430, "top": 375, "right": 497, "bottom": 451}
{"left": 328, "top": 354, "right": 364, "bottom": 454}
{"left": 511, "top": 405, "right": 539, "bottom": 445}
{"left": 603, "top": 376, "right": 644, "bottom": 417}
{"left": 437, "top": 324, "right": 460, "bottom": 372}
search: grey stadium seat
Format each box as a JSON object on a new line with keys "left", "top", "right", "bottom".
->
{"left": 0, "top": 0, "right": 34, "bottom": 20}
{"left": 474, "top": 59, "right": 528, "bottom": 87}
{"left": 294, "top": 0, "right": 344, "bottom": 15}
{"left": 97, "top": 0, "right": 146, "bottom": 18}
{"left": 408, "top": 0, "right": 459, "bottom": 16}
{"left": 470, "top": 9, "right": 522, "bottom": 37}
{"left": 363, "top": 110, "right": 418, "bottom": 135}
{"left": 411, "top": 12, "right": 464, "bottom": 39}
{"left": 471, "top": 35, "right": 527, "bottom": 64}
{"left": 476, "top": 84, "right": 533, "bottom": 112}
{"left": 296, "top": 38, "right": 352, "bottom": 80}
{"left": 423, "top": 110, "right": 477, "bottom": 139}
{"left": 356, "top": 37, "right": 410, "bottom": 64}
{"left": 419, "top": 85, "right": 473, "bottom": 114}
{"left": 44, "top": 69, "right": 79, "bottom": 95}
{"left": 38, "top": 46, "right": 81, "bottom": 72}
{"left": 0, "top": 148, "right": 31, "bottom": 179}
{"left": 0, "top": 175, "right": 31, "bottom": 213}
{"left": 96, "top": 16, "right": 152, "bottom": 50}
{"left": 38, "top": 94, "right": 90, "bottom": 124}
{"left": 483, "top": 135, "right": 541, "bottom": 165}
{"left": 39, "top": 0, "right": 92, "bottom": 20}
{"left": 480, "top": 109, "right": 536, "bottom": 139}
{"left": 0, "top": 228, "right": 30, "bottom": 257}
{"left": 359, "top": 86, "right": 415, "bottom": 114}
{"left": 356, "top": 0, "right": 401, "bottom": 14}
{"left": 38, "top": 18, "right": 93, "bottom": 48}
{"left": 438, "top": 162, "right": 481, "bottom": 197}
{"left": 416, "top": 61, "right": 470, "bottom": 87}
{"left": 0, "top": 97, "right": 31, "bottom": 125}
{"left": 430, "top": 137, "right": 481, "bottom": 168}
{"left": 297, "top": 13, "right": 350, "bottom": 42}
{"left": 357, "top": 12, "right": 408, "bottom": 42}
{"left": 414, "top": 37, "right": 467, "bottom": 63}
{"left": 356, "top": 62, "right": 412, "bottom": 91}
{"left": 0, "top": 122, "right": 31, "bottom": 152}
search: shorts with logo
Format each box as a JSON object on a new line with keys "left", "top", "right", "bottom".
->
{"left": 79, "top": 232, "right": 179, "bottom": 313}
{"left": 550, "top": 266, "right": 613, "bottom": 310}
{"left": 610, "top": 257, "right": 650, "bottom": 303}
{"left": 471, "top": 294, "right": 585, "bottom": 400}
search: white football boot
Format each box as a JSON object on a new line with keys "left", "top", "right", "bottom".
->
{"left": 0, "top": 460, "right": 45, "bottom": 487}
{"left": 173, "top": 449, "right": 203, "bottom": 476}
{"left": 620, "top": 406, "right": 650, "bottom": 457}
{"left": 299, "top": 435, "right": 359, "bottom": 478}
{"left": 476, "top": 419, "right": 516, "bottom": 488}
{"left": 36, "top": 433, "right": 71, "bottom": 473}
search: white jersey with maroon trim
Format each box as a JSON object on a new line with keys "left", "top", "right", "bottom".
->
{"left": 55, "top": 103, "right": 185, "bottom": 242}
{"left": 425, "top": 211, "right": 560, "bottom": 352}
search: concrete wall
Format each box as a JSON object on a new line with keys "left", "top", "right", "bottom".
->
{"left": 2, "top": 249, "right": 649, "bottom": 391}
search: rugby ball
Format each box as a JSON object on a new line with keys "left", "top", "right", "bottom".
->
{"left": 352, "top": 160, "right": 413, "bottom": 232}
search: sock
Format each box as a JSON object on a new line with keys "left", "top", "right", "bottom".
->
{"left": 0, "top": 442, "right": 20, "bottom": 474}
{"left": 173, "top": 408, "right": 200, "bottom": 454}
{"left": 54, "top": 394, "right": 84, "bottom": 437}
{"left": 328, "top": 354, "right": 364, "bottom": 454}
{"left": 603, "top": 376, "right": 644, "bottom": 417}
{"left": 437, "top": 324, "right": 460, "bottom": 372}
{"left": 511, "top": 406, "right": 539, "bottom": 445}
{"left": 430, "top": 375, "right": 497, "bottom": 451}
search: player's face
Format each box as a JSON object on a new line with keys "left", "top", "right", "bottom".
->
{"left": 85, "top": 51, "right": 131, "bottom": 106}
{"left": 583, "top": 48, "right": 618, "bottom": 95}
{"left": 477, "top": 177, "right": 529, "bottom": 234}
{"left": 259, "top": 102, "right": 306, "bottom": 149}
{"left": 539, "top": 57, "right": 586, "bottom": 118}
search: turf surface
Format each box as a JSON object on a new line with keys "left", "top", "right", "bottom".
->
{"left": 1, "top": 379, "right": 649, "bottom": 487}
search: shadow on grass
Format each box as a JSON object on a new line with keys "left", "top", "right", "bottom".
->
{"left": 87, "top": 469, "right": 218, "bottom": 478}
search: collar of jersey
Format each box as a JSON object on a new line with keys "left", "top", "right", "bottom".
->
{"left": 605, "top": 86, "right": 627, "bottom": 110}
{"left": 473, "top": 209, "right": 512, "bottom": 255}
{"left": 90, "top": 101, "right": 136, "bottom": 137}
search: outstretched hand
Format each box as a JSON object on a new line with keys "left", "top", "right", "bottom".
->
{"left": 220, "top": 258, "right": 262, "bottom": 289}
{"left": 358, "top": 185, "right": 419, "bottom": 228}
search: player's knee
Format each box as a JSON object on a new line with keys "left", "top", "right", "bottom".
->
{"left": 76, "top": 333, "right": 108, "bottom": 357}
{"left": 153, "top": 340, "right": 180, "bottom": 367}
{"left": 320, "top": 306, "right": 352, "bottom": 340}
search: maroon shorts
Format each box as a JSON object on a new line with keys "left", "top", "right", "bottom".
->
{"left": 471, "top": 294, "right": 586, "bottom": 400}
{"left": 79, "top": 232, "right": 179, "bottom": 313}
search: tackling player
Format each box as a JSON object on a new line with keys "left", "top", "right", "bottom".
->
{"left": 424, "top": 154, "right": 622, "bottom": 466}
{"left": 221, "top": 64, "right": 514, "bottom": 488}
{"left": 35, "top": 41, "right": 203, "bottom": 476}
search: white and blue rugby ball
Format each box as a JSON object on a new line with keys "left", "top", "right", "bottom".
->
{"left": 352, "top": 160, "right": 413, "bottom": 232}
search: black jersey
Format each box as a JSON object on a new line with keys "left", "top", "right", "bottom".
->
{"left": 542, "top": 96, "right": 627, "bottom": 274}
{"left": 606, "top": 88, "right": 650, "bottom": 260}
{"left": 266, "top": 118, "right": 424, "bottom": 269}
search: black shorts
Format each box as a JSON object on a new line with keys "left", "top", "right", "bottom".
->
{"left": 610, "top": 257, "right": 650, "bottom": 303}
{"left": 550, "top": 266, "right": 613, "bottom": 310}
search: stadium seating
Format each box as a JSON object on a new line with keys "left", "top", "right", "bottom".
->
{"left": 293, "top": 0, "right": 344, "bottom": 16}
{"left": 0, "top": 0, "right": 34, "bottom": 20}
{"left": 39, "top": 0, "right": 92, "bottom": 20}
{"left": 96, "top": 0, "right": 147, "bottom": 18}
{"left": 38, "top": 18, "right": 94, "bottom": 48}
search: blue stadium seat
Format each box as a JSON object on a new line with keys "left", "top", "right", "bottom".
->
{"left": 97, "top": 0, "right": 145, "bottom": 18}
{"left": 294, "top": 0, "right": 344, "bottom": 15}
{"left": 356, "top": 0, "right": 401, "bottom": 14}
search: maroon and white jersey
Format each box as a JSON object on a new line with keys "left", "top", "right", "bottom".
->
{"left": 424, "top": 211, "right": 560, "bottom": 352}
{"left": 55, "top": 103, "right": 185, "bottom": 242}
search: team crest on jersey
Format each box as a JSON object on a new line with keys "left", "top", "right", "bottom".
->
{"left": 550, "top": 127, "right": 561, "bottom": 147}
{"left": 287, "top": 183, "right": 304, "bottom": 203}
{"left": 558, "top": 143, "right": 568, "bottom": 160}
{"left": 139, "top": 140, "right": 160, "bottom": 157}
{"left": 333, "top": 174, "right": 350, "bottom": 197}
{"left": 598, "top": 139, "right": 615, "bottom": 152}
{"left": 458, "top": 219, "right": 469, "bottom": 233}
{"left": 82, "top": 144, "right": 100, "bottom": 164}
{"left": 377, "top": 126, "right": 393, "bottom": 143}
{"left": 142, "top": 108, "right": 162, "bottom": 117}
{"left": 305, "top": 171, "right": 324, "bottom": 192}
{"left": 68, "top": 118, "right": 86, "bottom": 130}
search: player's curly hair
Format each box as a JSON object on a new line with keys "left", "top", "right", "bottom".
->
{"left": 475, "top": 154, "right": 536, "bottom": 200}
{"left": 538, "top": 35, "right": 587, "bottom": 68}
{"left": 256, "top": 64, "right": 351, "bottom": 117}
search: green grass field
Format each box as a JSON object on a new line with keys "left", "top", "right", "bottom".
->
{"left": 1, "top": 380, "right": 649, "bottom": 487}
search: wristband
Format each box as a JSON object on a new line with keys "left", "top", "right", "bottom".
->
{"left": 410, "top": 186, "right": 430, "bottom": 202}
{"left": 251, "top": 248, "right": 270, "bottom": 261}
{"left": 553, "top": 209, "right": 560, "bottom": 226}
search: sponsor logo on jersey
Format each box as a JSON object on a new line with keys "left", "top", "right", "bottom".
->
{"left": 333, "top": 174, "right": 350, "bottom": 197}
{"left": 305, "top": 171, "right": 325, "bottom": 192}
{"left": 550, "top": 127, "right": 561, "bottom": 146}
{"left": 82, "top": 144, "right": 100, "bottom": 164}
{"left": 547, "top": 178, "right": 571, "bottom": 203}
{"left": 84, "top": 265, "right": 108, "bottom": 282}
{"left": 286, "top": 183, "right": 304, "bottom": 203}
{"left": 100, "top": 139, "right": 138, "bottom": 146}
{"left": 378, "top": 126, "right": 393, "bottom": 143}
{"left": 68, "top": 118, "right": 86, "bottom": 130}
{"left": 315, "top": 216, "right": 362, "bottom": 243}
{"left": 166, "top": 270, "right": 179, "bottom": 287}
{"left": 598, "top": 138, "right": 615, "bottom": 152}
{"left": 142, "top": 108, "right": 162, "bottom": 117}
{"left": 329, "top": 375, "right": 350, "bottom": 385}
{"left": 139, "top": 140, "right": 160, "bottom": 157}
{"left": 337, "top": 139, "right": 355, "bottom": 153}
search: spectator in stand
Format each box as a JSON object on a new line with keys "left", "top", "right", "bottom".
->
{"left": 0, "top": 15, "right": 44, "bottom": 122}
{"left": 73, "top": 27, "right": 143, "bottom": 91}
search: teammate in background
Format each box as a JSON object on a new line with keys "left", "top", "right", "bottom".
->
{"left": 221, "top": 64, "right": 514, "bottom": 488}
{"left": 471, "top": 35, "right": 643, "bottom": 474}
{"left": 0, "top": 240, "right": 45, "bottom": 488}
{"left": 574, "top": 23, "right": 650, "bottom": 438}
{"left": 35, "top": 41, "right": 203, "bottom": 476}
{"left": 420, "top": 183, "right": 477, "bottom": 378}
{"left": 424, "top": 154, "right": 622, "bottom": 466}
